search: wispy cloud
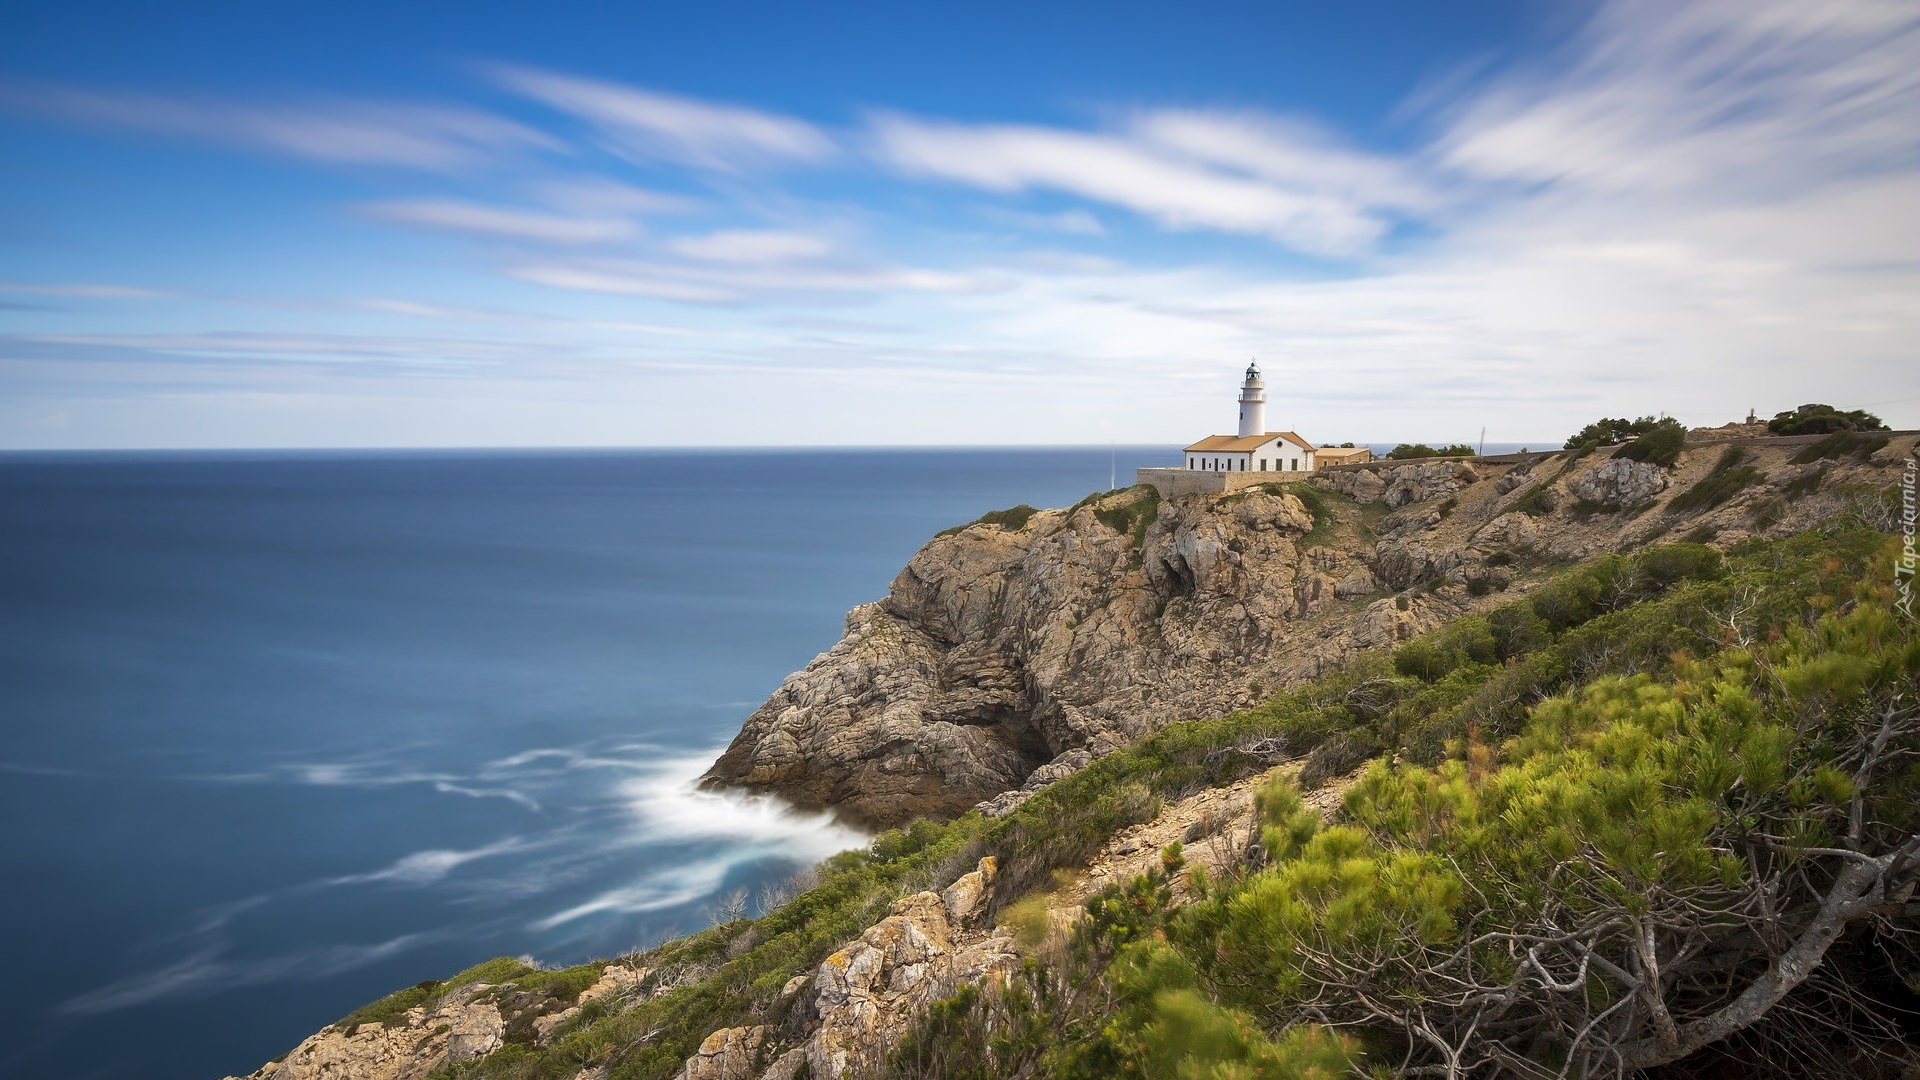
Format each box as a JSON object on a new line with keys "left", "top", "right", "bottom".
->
{"left": 0, "top": 281, "right": 172, "bottom": 298}
{"left": 493, "top": 65, "right": 834, "bottom": 172}
{"left": 5, "top": 83, "right": 558, "bottom": 170}
{"left": 513, "top": 256, "right": 993, "bottom": 303}
{"left": 669, "top": 229, "right": 834, "bottom": 263}
{"left": 358, "top": 199, "right": 640, "bottom": 244}
{"left": 981, "top": 207, "right": 1106, "bottom": 235}
{"left": 868, "top": 111, "right": 1417, "bottom": 255}
{"left": 1436, "top": 0, "right": 1920, "bottom": 196}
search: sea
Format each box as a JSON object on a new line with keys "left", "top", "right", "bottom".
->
{"left": 0, "top": 447, "right": 1192, "bottom": 1080}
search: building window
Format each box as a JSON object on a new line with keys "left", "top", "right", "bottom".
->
{"left": 1290, "top": 458, "right": 1298, "bottom": 471}
{"left": 1260, "top": 459, "right": 1267, "bottom": 471}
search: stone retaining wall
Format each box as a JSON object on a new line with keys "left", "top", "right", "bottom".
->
{"left": 1135, "top": 467, "right": 1309, "bottom": 497}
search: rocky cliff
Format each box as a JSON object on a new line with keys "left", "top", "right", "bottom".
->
{"left": 705, "top": 431, "right": 1913, "bottom": 826}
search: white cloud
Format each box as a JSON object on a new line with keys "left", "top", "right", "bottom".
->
{"left": 981, "top": 207, "right": 1106, "bottom": 235}
{"left": 7, "top": 84, "right": 558, "bottom": 170}
{"left": 867, "top": 106, "right": 1434, "bottom": 255}
{"left": 493, "top": 65, "right": 834, "bottom": 172}
{"left": 513, "top": 256, "right": 992, "bottom": 303}
{"left": 0, "top": 281, "right": 172, "bottom": 298}
{"left": 359, "top": 199, "right": 639, "bottom": 244}
{"left": 1436, "top": 0, "right": 1920, "bottom": 196}
{"left": 511, "top": 264, "right": 743, "bottom": 302}
{"left": 669, "top": 229, "right": 834, "bottom": 263}
{"left": 534, "top": 178, "right": 704, "bottom": 215}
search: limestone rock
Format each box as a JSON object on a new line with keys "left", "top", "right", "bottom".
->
{"left": 237, "top": 986, "right": 504, "bottom": 1080}
{"left": 706, "top": 489, "right": 1327, "bottom": 826}
{"left": 1569, "top": 458, "right": 1669, "bottom": 506}
{"left": 1316, "top": 467, "right": 1387, "bottom": 502}
{"left": 680, "top": 1025, "right": 768, "bottom": 1080}
{"left": 806, "top": 887, "right": 1017, "bottom": 1080}
{"left": 1370, "top": 540, "right": 1463, "bottom": 591}
{"left": 1334, "top": 571, "right": 1377, "bottom": 599}
{"left": 1495, "top": 463, "right": 1537, "bottom": 494}
{"left": 704, "top": 440, "right": 1909, "bottom": 828}
{"left": 1381, "top": 461, "right": 1477, "bottom": 509}
{"left": 757, "top": 1048, "right": 808, "bottom": 1080}
{"left": 1471, "top": 513, "right": 1542, "bottom": 555}
{"left": 940, "top": 857, "right": 997, "bottom": 924}
{"left": 1021, "top": 748, "right": 1092, "bottom": 790}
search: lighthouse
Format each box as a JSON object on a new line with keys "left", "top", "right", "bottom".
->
{"left": 1236, "top": 360, "right": 1266, "bottom": 437}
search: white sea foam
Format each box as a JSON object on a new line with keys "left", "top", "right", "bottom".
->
{"left": 60, "top": 932, "right": 439, "bottom": 1015}
{"left": 529, "top": 749, "right": 867, "bottom": 930}
{"left": 322, "top": 836, "right": 533, "bottom": 888}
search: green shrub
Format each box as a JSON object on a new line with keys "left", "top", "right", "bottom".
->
{"left": 1768, "top": 402, "right": 1888, "bottom": 435}
{"left": 1782, "top": 464, "right": 1828, "bottom": 500}
{"left": 1670, "top": 465, "right": 1763, "bottom": 512}
{"left": 1091, "top": 486, "right": 1161, "bottom": 551}
{"left": 1613, "top": 419, "right": 1686, "bottom": 467}
{"left": 1564, "top": 415, "right": 1667, "bottom": 449}
{"left": 1636, "top": 542, "right": 1723, "bottom": 587}
{"left": 1790, "top": 430, "right": 1890, "bottom": 464}
{"left": 1298, "top": 733, "right": 1383, "bottom": 789}
{"left": 974, "top": 504, "right": 1038, "bottom": 530}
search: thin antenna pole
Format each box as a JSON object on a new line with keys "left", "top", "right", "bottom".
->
{"left": 1479, "top": 426, "right": 1486, "bottom": 456}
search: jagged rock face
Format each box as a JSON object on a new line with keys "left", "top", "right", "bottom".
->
{"left": 704, "top": 439, "right": 1915, "bottom": 827}
{"left": 1569, "top": 458, "right": 1669, "bottom": 506}
{"left": 1320, "top": 459, "right": 1480, "bottom": 509}
{"left": 230, "top": 986, "right": 505, "bottom": 1080}
{"left": 807, "top": 860, "right": 1013, "bottom": 1080}
{"left": 680, "top": 1025, "right": 769, "bottom": 1080}
{"left": 704, "top": 490, "right": 1367, "bottom": 826}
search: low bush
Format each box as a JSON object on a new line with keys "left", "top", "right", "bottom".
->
{"left": 1768, "top": 402, "right": 1888, "bottom": 435}
{"left": 1613, "top": 418, "right": 1687, "bottom": 467}
{"left": 1091, "top": 486, "right": 1161, "bottom": 551}
{"left": 1670, "top": 464, "right": 1764, "bottom": 512}
{"left": 1791, "top": 430, "right": 1890, "bottom": 464}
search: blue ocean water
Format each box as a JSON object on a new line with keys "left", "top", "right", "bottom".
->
{"left": 0, "top": 447, "right": 1176, "bottom": 1080}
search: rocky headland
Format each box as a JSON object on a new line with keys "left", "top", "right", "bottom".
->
{"left": 703, "top": 430, "right": 1912, "bottom": 826}
{"left": 223, "top": 427, "right": 1916, "bottom": 1080}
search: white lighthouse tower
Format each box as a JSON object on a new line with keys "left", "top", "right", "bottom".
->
{"left": 1236, "top": 360, "right": 1266, "bottom": 437}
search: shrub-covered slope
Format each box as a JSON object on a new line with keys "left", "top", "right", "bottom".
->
{"left": 231, "top": 522, "right": 1919, "bottom": 1080}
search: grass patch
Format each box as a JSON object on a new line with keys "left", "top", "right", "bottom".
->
{"left": 1092, "top": 485, "right": 1161, "bottom": 551}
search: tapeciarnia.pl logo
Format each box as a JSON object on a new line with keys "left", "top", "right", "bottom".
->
{"left": 1898, "top": 457, "right": 1916, "bottom": 619}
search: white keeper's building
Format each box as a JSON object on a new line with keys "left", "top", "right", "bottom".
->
{"left": 1136, "top": 362, "right": 1369, "bottom": 496}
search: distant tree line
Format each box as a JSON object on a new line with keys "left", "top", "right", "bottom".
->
{"left": 1386, "top": 442, "right": 1477, "bottom": 460}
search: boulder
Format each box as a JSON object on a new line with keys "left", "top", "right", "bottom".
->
{"left": 680, "top": 1026, "right": 768, "bottom": 1080}
{"left": 1569, "top": 458, "right": 1669, "bottom": 506}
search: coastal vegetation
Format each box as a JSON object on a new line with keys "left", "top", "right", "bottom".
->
{"left": 875, "top": 526, "right": 1917, "bottom": 1079}
{"left": 1769, "top": 404, "right": 1890, "bottom": 436}
{"left": 402, "top": 519, "right": 1915, "bottom": 1079}
{"left": 1386, "top": 443, "right": 1478, "bottom": 460}
{"left": 1563, "top": 415, "right": 1671, "bottom": 449}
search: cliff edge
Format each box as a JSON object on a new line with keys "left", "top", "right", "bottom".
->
{"left": 704, "top": 431, "right": 1912, "bottom": 826}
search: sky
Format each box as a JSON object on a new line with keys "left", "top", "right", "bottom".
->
{"left": 0, "top": 0, "right": 1915, "bottom": 450}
